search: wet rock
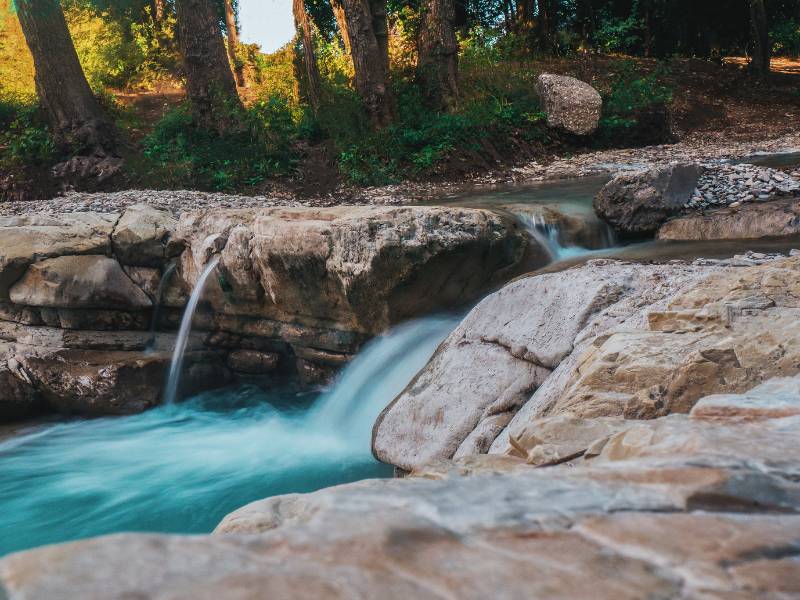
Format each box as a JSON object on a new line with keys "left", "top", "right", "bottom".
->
{"left": 0, "top": 212, "right": 117, "bottom": 299}
{"left": 535, "top": 73, "right": 602, "bottom": 136}
{"left": 9, "top": 255, "right": 152, "bottom": 310}
{"left": 658, "top": 197, "right": 800, "bottom": 240}
{"left": 226, "top": 349, "right": 280, "bottom": 374}
{"left": 15, "top": 349, "right": 228, "bottom": 415}
{"left": 593, "top": 163, "right": 705, "bottom": 235}
{"left": 111, "top": 203, "right": 180, "bottom": 267}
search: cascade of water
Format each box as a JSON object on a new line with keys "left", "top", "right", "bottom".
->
{"left": 163, "top": 256, "right": 220, "bottom": 404}
{"left": 145, "top": 262, "right": 177, "bottom": 352}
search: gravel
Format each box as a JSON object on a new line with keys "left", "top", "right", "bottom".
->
{"left": 685, "top": 163, "right": 800, "bottom": 210}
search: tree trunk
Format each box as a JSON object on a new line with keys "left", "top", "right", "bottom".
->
{"left": 15, "top": 0, "right": 116, "bottom": 156}
{"left": 223, "top": 0, "right": 246, "bottom": 87}
{"left": 748, "top": 0, "right": 770, "bottom": 75}
{"left": 330, "top": 0, "right": 351, "bottom": 53}
{"left": 153, "top": 0, "right": 165, "bottom": 21}
{"left": 537, "top": 0, "right": 552, "bottom": 53}
{"left": 174, "top": 0, "right": 243, "bottom": 132}
{"left": 338, "top": 0, "right": 395, "bottom": 128}
{"left": 293, "top": 0, "right": 321, "bottom": 111}
{"left": 417, "top": 0, "right": 459, "bottom": 110}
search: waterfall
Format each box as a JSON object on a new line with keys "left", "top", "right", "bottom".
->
{"left": 163, "top": 256, "right": 220, "bottom": 404}
{"left": 145, "top": 262, "right": 177, "bottom": 352}
{"left": 515, "top": 211, "right": 616, "bottom": 262}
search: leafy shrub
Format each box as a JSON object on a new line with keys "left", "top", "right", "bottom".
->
{"left": 143, "top": 96, "right": 299, "bottom": 190}
{"left": 771, "top": 19, "right": 800, "bottom": 57}
{"left": 593, "top": 14, "right": 643, "bottom": 54}
{"left": 0, "top": 97, "right": 55, "bottom": 167}
{"left": 598, "top": 62, "right": 674, "bottom": 146}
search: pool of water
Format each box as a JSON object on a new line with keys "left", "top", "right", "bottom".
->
{"left": 0, "top": 315, "right": 460, "bottom": 556}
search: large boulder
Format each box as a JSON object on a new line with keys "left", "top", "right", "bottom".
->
{"left": 594, "top": 163, "right": 705, "bottom": 235}
{"left": 111, "top": 204, "right": 180, "bottom": 267}
{"left": 9, "top": 255, "right": 152, "bottom": 310}
{"left": 373, "top": 260, "right": 719, "bottom": 471}
{"left": 173, "top": 205, "right": 532, "bottom": 336}
{"left": 0, "top": 213, "right": 117, "bottom": 299}
{"left": 657, "top": 197, "right": 800, "bottom": 240}
{"left": 535, "top": 73, "right": 603, "bottom": 136}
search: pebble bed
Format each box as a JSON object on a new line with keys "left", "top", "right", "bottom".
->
{"left": 685, "top": 163, "right": 800, "bottom": 209}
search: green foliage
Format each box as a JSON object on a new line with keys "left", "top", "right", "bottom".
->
{"left": 143, "top": 96, "right": 299, "bottom": 190}
{"left": 598, "top": 62, "right": 674, "bottom": 145}
{"left": 128, "top": 7, "right": 180, "bottom": 89}
{"left": 0, "top": 97, "right": 56, "bottom": 167}
{"left": 593, "top": 13, "right": 643, "bottom": 54}
{"left": 321, "top": 80, "right": 547, "bottom": 185}
{"left": 771, "top": 18, "right": 800, "bottom": 57}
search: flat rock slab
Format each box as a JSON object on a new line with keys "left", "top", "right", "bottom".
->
{"left": 658, "top": 197, "right": 800, "bottom": 240}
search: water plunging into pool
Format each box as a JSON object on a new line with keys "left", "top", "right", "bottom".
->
{"left": 163, "top": 256, "right": 220, "bottom": 404}
{"left": 0, "top": 314, "right": 459, "bottom": 556}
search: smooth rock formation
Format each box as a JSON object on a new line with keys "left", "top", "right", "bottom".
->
{"left": 9, "top": 256, "right": 152, "bottom": 310}
{"left": 658, "top": 197, "right": 800, "bottom": 240}
{"left": 374, "top": 260, "right": 720, "bottom": 470}
{"left": 535, "top": 73, "right": 602, "bottom": 136}
{"left": 594, "top": 163, "right": 704, "bottom": 235}
{"left": 4, "top": 378, "right": 800, "bottom": 598}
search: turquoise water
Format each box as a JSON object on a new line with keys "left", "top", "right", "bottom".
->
{"left": 0, "top": 315, "right": 459, "bottom": 556}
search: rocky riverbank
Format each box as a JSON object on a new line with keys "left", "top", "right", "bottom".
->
{"left": 0, "top": 204, "right": 532, "bottom": 419}
{"left": 2, "top": 253, "right": 799, "bottom": 598}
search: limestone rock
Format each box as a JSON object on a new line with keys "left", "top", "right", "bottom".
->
{"left": 691, "top": 376, "right": 800, "bottom": 420}
{"left": 594, "top": 163, "right": 705, "bottom": 235}
{"left": 0, "top": 358, "right": 41, "bottom": 421}
{"left": 541, "top": 257, "right": 800, "bottom": 421}
{"left": 658, "top": 197, "right": 800, "bottom": 241}
{"left": 112, "top": 204, "right": 180, "bottom": 267}
{"left": 0, "top": 212, "right": 118, "bottom": 299}
{"left": 374, "top": 260, "right": 718, "bottom": 471}
{"left": 9, "top": 256, "right": 152, "bottom": 310}
{"left": 174, "top": 205, "right": 529, "bottom": 336}
{"left": 535, "top": 73, "right": 602, "bottom": 136}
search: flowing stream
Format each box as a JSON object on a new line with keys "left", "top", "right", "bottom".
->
{"left": 0, "top": 315, "right": 460, "bottom": 556}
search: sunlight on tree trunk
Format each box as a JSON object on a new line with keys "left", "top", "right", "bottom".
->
{"left": 223, "top": 0, "right": 246, "bottom": 87}
{"left": 174, "top": 0, "right": 242, "bottom": 132}
{"left": 15, "top": 0, "right": 117, "bottom": 156}
{"left": 330, "top": 0, "right": 351, "bottom": 54}
{"left": 293, "top": 0, "right": 321, "bottom": 111}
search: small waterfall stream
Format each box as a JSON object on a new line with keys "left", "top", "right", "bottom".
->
{"left": 145, "top": 262, "right": 177, "bottom": 352}
{"left": 0, "top": 314, "right": 459, "bottom": 556}
{"left": 163, "top": 256, "right": 220, "bottom": 404}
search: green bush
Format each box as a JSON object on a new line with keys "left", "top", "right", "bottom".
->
{"left": 0, "top": 97, "right": 56, "bottom": 167}
{"left": 143, "top": 96, "right": 299, "bottom": 190}
{"left": 771, "top": 19, "right": 800, "bottom": 57}
{"left": 593, "top": 14, "right": 643, "bottom": 54}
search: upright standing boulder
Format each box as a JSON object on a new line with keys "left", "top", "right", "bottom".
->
{"left": 535, "top": 74, "right": 602, "bottom": 136}
{"left": 594, "top": 164, "right": 705, "bottom": 236}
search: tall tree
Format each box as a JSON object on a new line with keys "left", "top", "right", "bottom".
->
{"left": 748, "top": 0, "right": 770, "bottom": 75}
{"left": 330, "top": 0, "right": 351, "bottom": 53}
{"left": 293, "top": 0, "right": 321, "bottom": 111}
{"left": 223, "top": 0, "right": 246, "bottom": 87}
{"left": 173, "top": 0, "right": 242, "bottom": 132}
{"left": 15, "top": 0, "right": 117, "bottom": 156}
{"left": 338, "top": 0, "right": 395, "bottom": 127}
{"left": 416, "top": 0, "right": 459, "bottom": 110}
